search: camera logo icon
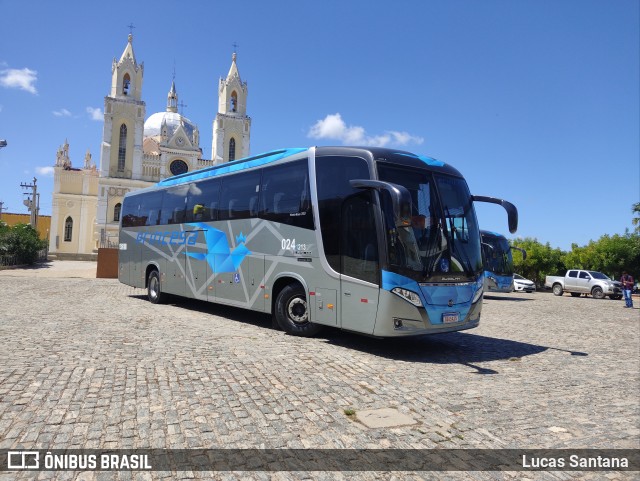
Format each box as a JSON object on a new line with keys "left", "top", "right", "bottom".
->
{"left": 7, "top": 451, "right": 39, "bottom": 469}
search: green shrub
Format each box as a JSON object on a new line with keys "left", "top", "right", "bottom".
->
{"left": 0, "top": 223, "right": 47, "bottom": 265}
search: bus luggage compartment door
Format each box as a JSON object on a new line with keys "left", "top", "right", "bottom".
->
{"left": 185, "top": 229, "right": 211, "bottom": 301}
{"left": 312, "top": 288, "right": 337, "bottom": 325}
{"left": 340, "top": 276, "right": 379, "bottom": 334}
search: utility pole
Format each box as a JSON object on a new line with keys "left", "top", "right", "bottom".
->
{"left": 20, "top": 177, "right": 39, "bottom": 229}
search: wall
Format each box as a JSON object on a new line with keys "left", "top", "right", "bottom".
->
{"left": 2, "top": 213, "right": 51, "bottom": 240}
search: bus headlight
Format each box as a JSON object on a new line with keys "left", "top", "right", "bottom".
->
{"left": 472, "top": 285, "right": 484, "bottom": 304}
{"left": 391, "top": 288, "right": 423, "bottom": 307}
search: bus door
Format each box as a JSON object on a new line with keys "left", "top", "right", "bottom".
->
{"left": 185, "top": 229, "right": 211, "bottom": 301}
{"left": 117, "top": 235, "right": 130, "bottom": 286}
{"left": 339, "top": 192, "right": 380, "bottom": 333}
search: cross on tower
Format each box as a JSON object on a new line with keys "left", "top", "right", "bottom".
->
{"left": 127, "top": 23, "right": 136, "bottom": 35}
{"left": 177, "top": 100, "right": 188, "bottom": 115}
{"left": 232, "top": 42, "right": 239, "bottom": 53}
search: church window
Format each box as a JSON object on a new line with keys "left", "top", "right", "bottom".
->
{"left": 114, "top": 203, "right": 122, "bottom": 222}
{"left": 230, "top": 91, "right": 238, "bottom": 112}
{"left": 123, "top": 74, "right": 131, "bottom": 95}
{"left": 118, "top": 124, "right": 127, "bottom": 172}
{"left": 229, "top": 138, "right": 236, "bottom": 161}
{"left": 64, "top": 217, "right": 73, "bottom": 242}
{"left": 170, "top": 160, "right": 189, "bottom": 176}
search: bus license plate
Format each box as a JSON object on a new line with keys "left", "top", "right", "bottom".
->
{"left": 443, "top": 312, "right": 459, "bottom": 324}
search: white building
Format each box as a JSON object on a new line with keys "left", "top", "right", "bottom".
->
{"left": 49, "top": 34, "right": 251, "bottom": 258}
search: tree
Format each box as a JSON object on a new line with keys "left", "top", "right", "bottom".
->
{"left": 633, "top": 202, "right": 640, "bottom": 234}
{"left": 563, "top": 232, "right": 640, "bottom": 279}
{"left": 511, "top": 232, "right": 640, "bottom": 286}
{"left": 511, "top": 237, "right": 564, "bottom": 287}
{"left": 0, "top": 223, "right": 47, "bottom": 265}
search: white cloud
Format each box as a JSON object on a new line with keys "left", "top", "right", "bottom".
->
{"left": 308, "top": 113, "right": 424, "bottom": 148}
{"left": 35, "top": 166, "right": 54, "bottom": 176}
{"left": 53, "top": 108, "right": 72, "bottom": 117}
{"left": 86, "top": 107, "right": 103, "bottom": 121}
{"left": 0, "top": 67, "right": 38, "bottom": 94}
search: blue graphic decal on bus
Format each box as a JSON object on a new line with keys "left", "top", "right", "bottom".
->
{"left": 136, "top": 231, "right": 197, "bottom": 246}
{"left": 381, "top": 270, "right": 482, "bottom": 324}
{"left": 158, "top": 148, "right": 307, "bottom": 187}
{"left": 394, "top": 152, "right": 445, "bottom": 167}
{"left": 185, "top": 223, "right": 251, "bottom": 274}
{"left": 483, "top": 271, "right": 514, "bottom": 291}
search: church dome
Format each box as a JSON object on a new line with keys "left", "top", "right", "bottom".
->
{"left": 143, "top": 111, "right": 197, "bottom": 140}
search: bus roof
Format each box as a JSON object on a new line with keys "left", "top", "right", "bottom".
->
{"left": 157, "top": 147, "right": 307, "bottom": 187}
{"left": 480, "top": 230, "right": 507, "bottom": 239}
{"left": 126, "top": 146, "right": 463, "bottom": 198}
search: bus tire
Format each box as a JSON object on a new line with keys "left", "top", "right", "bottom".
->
{"left": 591, "top": 286, "right": 605, "bottom": 300}
{"left": 552, "top": 284, "right": 563, "bottom": 296}
{"left": 147, "top": 269, "right": 166, "bottom": 304}
{"left": 275, "top": 284, "right": 322, "bottom": 337}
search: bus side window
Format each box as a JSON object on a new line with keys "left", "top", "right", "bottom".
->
{"left": 259, "top": 159, "right": 313, "bottom": 230}
{"left": 186, "top": 179, "right": 220, "bottom": 223}
{"left": 140, "top": 191, "right": 163, "bottom": 226}
{"left": 160, "top": 186, "right": 188, "bottom": 225}
{"left": 315, "top": 155, "right": 370, "bottom": 273}
{"left": 121, "top": 198, "right": 141, "bottom": 227}
{"left": 219, "top": 170, "right": 262, "bottom": 221}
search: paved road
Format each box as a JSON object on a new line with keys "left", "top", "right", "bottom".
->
{"left": 0, "top": 263, "right": 638, "bottom": 480}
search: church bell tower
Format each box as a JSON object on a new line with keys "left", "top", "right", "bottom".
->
{"left": 96, "top": 33, "right": 147, "bottom": 246}
{"left": 212, "top": 52, "right": 251, "bottom": 164}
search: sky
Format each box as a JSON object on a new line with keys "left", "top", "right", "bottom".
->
{"left": 0, "top": 0, "right": 638, "bottom": 251}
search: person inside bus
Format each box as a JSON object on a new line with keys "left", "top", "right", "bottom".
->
{"left": 193, "top": 203, "right": 205, "bottom": 221}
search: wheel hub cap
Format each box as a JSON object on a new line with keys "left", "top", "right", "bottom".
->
{"left": 288, "top": 297, "right": 308, "bottom": 324}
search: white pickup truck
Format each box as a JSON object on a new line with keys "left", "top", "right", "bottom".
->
{"left": 545, "top": 270, "right": 622, "bottom": 300}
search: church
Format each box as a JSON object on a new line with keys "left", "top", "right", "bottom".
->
{"left": 49, "top": 34, "right": 251, "bottom": 259}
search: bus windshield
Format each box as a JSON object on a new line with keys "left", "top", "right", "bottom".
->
{"left": 481, "top": 234, "right": 514, "bottom": 276}
{"left": 377, "top": 164, "right": 482, "bottom": 283}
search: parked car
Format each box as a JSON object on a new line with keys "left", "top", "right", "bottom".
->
{"left": 513, "top": 274, "right": 536, "bottom": 292}
{"left": 545, "top": 270, "right": 622, "bottom": 300}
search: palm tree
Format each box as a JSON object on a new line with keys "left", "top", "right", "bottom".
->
{"left": 633, "top": 202, "right": 640, "bottom": 233}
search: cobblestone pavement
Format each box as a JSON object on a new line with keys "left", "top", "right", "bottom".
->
{"left": 0, "top": 265, "right": 638, "bottom": 480}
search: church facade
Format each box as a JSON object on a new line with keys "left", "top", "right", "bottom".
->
{"left": 49, "top": 34, "right": 251, "bottom": 259}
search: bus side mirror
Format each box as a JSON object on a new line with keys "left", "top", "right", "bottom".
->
{"left": 350, "top": 179, "right": 412, "bottom": 227}
{"left": 512, "top": 246, "right": 527, "bottom": 261}
{"left": 472, "top": 195, "right": 518, "bottom": 234}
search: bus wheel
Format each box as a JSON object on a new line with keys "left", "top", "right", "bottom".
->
{"left": 147, "top": 270, "right": 166, "bottom": 304}
{"left": 591, "top": 286, "right": 605, "bottom": 300}
{"left": 275, "top": 284, "right": 322, "bottom": 337}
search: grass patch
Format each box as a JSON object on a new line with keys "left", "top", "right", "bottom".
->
{"left": 343, "top": 408, "right": 356, "bottom": 418}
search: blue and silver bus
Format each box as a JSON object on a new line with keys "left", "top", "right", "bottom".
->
{"left": 118, "top": 147, "right": 517, "bottom": 337}
{"left": 480, "top": 230, "right": 526, "bottom": 293}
